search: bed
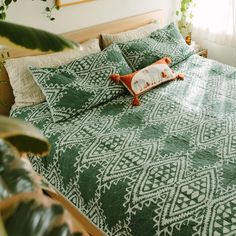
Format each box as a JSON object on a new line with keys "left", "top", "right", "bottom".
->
{"left": 3, "top": 10, "right": 236, "bottom": 236}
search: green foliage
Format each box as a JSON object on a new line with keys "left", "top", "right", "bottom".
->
{"left": 0, "top": 21, "right": 77, "bottom": 52}
{"left": 0, "top": 140, "right": 86, "bottom": 236}
{"left": 4, "top": 200, "right": 83, "bottom": 236}
{"left": 43, "top": 2, "right": 59, "bottom": 21}
{"left": 0, "top": 141, "right": 36, "bottom": 200}
{"left": 0, "top": 0, "right": 58, "bottom": 21}
{"left": 176, "top": 0, "right": 196, "bottom": 36}
{"left": 0, "top": 116, "right": 50, "bottom": 156}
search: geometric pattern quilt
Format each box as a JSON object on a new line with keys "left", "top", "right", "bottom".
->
{"left": 11, "top": 54, "right": 236, "bottom": 236}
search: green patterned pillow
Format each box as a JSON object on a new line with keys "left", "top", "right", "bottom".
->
{"left": 149, "top": 22, "right": 195, "bottom": 65}
{"left": 118, "top": 37, "right": 163, "bottom": 71}
{"left": 118, "top": 23, "right": 194, "bottom": 71}
{"left": 29, "top": 44, "right": 132, "bottom": 123}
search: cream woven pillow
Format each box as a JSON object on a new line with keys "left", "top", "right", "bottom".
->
{"left": 5, "top": 38, "right": 101, "bottom": 108}
{"left": 101, "top": 22, "right": 161, "bottom": 48}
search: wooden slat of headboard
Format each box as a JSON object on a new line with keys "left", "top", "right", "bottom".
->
{"left": 0, "top": 9, "right": 163, "bottom": 116}
{"left": 63, "top": 9, "right": 163, "bottom": 45}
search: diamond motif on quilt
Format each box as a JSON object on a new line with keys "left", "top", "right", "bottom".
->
{"left": 222, "top": 133, "right": 236, "bottom": 159}
{"left": 173, "top": 178, "right": 207, "bottom": 211}
{"left": 85, "top": 202, "right": 107, "bottom": 231}
{"left": 202, "top": 192, "right": 236, "bottom": 236}
{"left": 60, "top": 119, "right": 113, "bottom": 147}
{"left": 45, "top": 166, "right": 63, "bottom": 191}
{"left": 149, "top": 100, "right": 182, "bottom": 122}
{"left": 101, "top": 142, "right": 158, "bottom": 184}
{"left": 82, "top": 131, "right": 136, "bottom": 163}
{"left": 65, "top": 185, "right": 83, "bottom": 209}
{"left": 169, "top": 109, "right": 205, "bottom": 133}
{"left": 197, "top": 119, "right": 229, "bottom": 145}
{"left": 162, "top": 168, "right": 217, "bottom": 226}
{"left": 129, "top": 154, "right": 187, "bottom": 206}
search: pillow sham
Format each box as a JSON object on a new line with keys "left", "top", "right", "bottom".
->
{"left": 110, "top": 57, "right": 184, "bottom": 106}
{"left": 29, "top": 43, "right": 132, "bottom": 123}
{"left": 101, "top": 22, "right": 161, "bottom": 48}
{"left": 5, "top": 38, "right": 101, "bottom": 109}
{"left": 149, "top": 22, "right": 195, "bottom": 65}
{"left": 118, "top": 37, "right": 163, "bottom": 71}
{"left": 118, "top": 22, "right": 195, "bottom": 71}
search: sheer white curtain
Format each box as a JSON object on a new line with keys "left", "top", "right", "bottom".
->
{"left": 192, "top": 0, "right": 236, "bottom": 47}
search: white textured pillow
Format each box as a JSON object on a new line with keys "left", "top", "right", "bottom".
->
{"left": 5, "top": 38, "right": 101, "bottom": 108}
{"left": 101, "top": 22, "right": 161, "bottom": 48}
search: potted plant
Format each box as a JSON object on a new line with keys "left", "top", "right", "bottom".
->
{"left": 176, "top": 0, "right": 196, "bottom": 45}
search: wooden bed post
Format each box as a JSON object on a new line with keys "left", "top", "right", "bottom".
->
{"left": 0, "top": 63, "right": 14, "bottom": 116}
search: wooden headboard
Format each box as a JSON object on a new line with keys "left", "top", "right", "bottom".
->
{"left": 0, "top": 9, "right": 162, "bottom": 116}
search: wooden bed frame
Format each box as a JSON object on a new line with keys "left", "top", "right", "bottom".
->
{"left": 0, "top": 9, "right": 162, "bottom": 235}
{"left": 0, "top": 9, "right": 162, "bottom": 116}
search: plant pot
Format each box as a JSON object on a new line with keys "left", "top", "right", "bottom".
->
{"left": 185, "top": 33, "right": 192, "bottom": 45}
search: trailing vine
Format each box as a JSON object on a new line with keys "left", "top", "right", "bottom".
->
{"left": 176, "top": 0, "right": 196, "bottom": 36}
{"left": 0, "top": 0, "right": 60, "bottom": 21}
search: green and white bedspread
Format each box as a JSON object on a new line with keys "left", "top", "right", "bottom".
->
{"left": 11, "top": 55, "right": 236, "bottom": 236}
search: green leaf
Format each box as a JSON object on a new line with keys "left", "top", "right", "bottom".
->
{"left": 0, "top": 21, "right": 78, "bottom": 52}
{"left": 4, "top": 0, "right": 12, "bottom": 6}
{"left": 0, "top": 140, "right": 37, "bottom": 199}
{"left": 3, "top": 199, "right": 84, "bottom": 236}
{"left": 0, "top": 13, "right": 6, "bottom": 20}
{"left": 0, "top": 116, "right": 50, "bottom": 156}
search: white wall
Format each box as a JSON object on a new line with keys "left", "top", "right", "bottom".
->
{"left": 6, "top": 0, "right": 175, "bottom": 34}
{"left": 192, "top": 37, "right": 236, "bottom": 67}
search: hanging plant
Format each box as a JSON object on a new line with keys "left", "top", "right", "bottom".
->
{"left": 0, "top": 0, "right": 60, "bottom": 21}
{"left": 176, "top": 0, "right": 196, "bottom": 37}
{"left": 44, "top": 4, "right": 58, "bottom": 21}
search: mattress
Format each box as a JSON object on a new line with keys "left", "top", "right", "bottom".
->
{"left": 11, "top": 54, "right": 236, "bottom": 236}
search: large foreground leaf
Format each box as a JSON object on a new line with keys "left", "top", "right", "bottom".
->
{"left": 1, "top": 198, "right": 86, "bottom": 236}
{"left": 0, "top": 142, "right": 89, "bottom": 236}
{"left": 0, "top": 141, "right": 37, "bottom": 200}
{"left": 0, "top": 116, "right": 50, "bottom": 156}
{"left": 0, "top": 20, "right": 77, "bottom": 52}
